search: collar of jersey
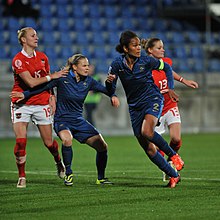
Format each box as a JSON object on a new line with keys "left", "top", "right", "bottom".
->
{"left": 69, "top": 69, "right": 76, "bottom": 78}
{"left": 21, "top": 49, "right": 36, "bottom": 58}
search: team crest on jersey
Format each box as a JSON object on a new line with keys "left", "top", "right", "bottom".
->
{"left": 15, "top": 113, "right": 22, "bottom": 119}
{"left": 83, "top": 82, "right": 87, "bottom": 86}
{"left": 139, "top": 65, "right": 145, "bottom": 72}
{"left": 15, "top": 59, "right": 22, "bottom": 69}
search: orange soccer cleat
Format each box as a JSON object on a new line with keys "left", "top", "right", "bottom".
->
{"left": 167, "top": 174, "right": 181, "bottom": 188}
{"left": 170, "top": 154, "right": 184, "bottom": 171}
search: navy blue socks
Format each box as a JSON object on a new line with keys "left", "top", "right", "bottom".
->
{"left": 62, "top": 145, "right": 73, "bottom": 175}
{"left": 149, "top": 132, "right": 176, "bottom": 157}
{"left": 150, "top": 151, "right": 178, "bottom": 177}
{"left": 96, "top": 150, "right": 108, "bottom": 180}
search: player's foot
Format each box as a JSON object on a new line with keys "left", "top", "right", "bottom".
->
{"left": 163, "top": 161, "right": 177, "bottom": 181}
{"left": 64, "top": 173, "right": 73, "bottom": 186}
{"left": 56, "top": 161, "right": 65, "bottom": 179}
{"left": 17, "top": 177, "right": 26, "bottom": 188}
{"left": 96, "top": 178, "right": 113, "bottom": 185}
{"left": 170, "top": 154, "right": 184, "bottom": 171}
{"left": 167, "top": 174, "right": 181, "bottom": 188}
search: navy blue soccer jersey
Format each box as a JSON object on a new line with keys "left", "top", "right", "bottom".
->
{"left": 106, "top": 54, "right": 174, "bottom": 136}
{"left": 107, "top": 55, "right": 174, "bottom": 110}
{"left": 24, "top": 70, "right": 114, "bottom": 122}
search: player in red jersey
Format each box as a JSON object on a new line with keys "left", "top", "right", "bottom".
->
{"left": 10, "top": 27, "right": 68, "bottom": 188}
{"left": 141, "top": 37, "right": 198, "bottom": 180}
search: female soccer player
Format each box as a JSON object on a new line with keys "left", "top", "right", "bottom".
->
{"left": 106, "top": 30, "right": 184, "bottom": 188}
{"left": 11, "top": 54, "right": 120, "bottom": 186}
{"left": 11, "top": 27, "right": 68, "bottom": 188}
{"left": 141, "top": 37, "right": 198, "bottom": 180}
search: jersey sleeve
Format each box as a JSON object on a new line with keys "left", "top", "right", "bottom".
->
{"left": 23, "top": 79, "right": 58, "bottom": 99}
{"left": 91, "top": 77, "right": 116, "bottom": 97}
{"left": 12, "top": 55, "right": 29, "bottom": 74}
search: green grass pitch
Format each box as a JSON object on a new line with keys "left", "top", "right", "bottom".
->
{"left": 0, "top": 133, "right": 220, "bottom": 219}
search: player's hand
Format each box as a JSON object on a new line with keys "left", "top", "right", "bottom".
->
{"left": 49, "top": 95, "right": 56, "bottom": 115}
{"left": 111, "top": 96, "right": 120, "bottom": 108}
{"left": 183, "top": 79, "right": 199, "bottom": 89}
{"left": 106, "top": 73, "right": 116, "bottom": 83}
{"left": 10, "top": 91, "right": 25, "bottom": 102}
{"left": 51, "top": 69, "right": 68, "bottom": 79}
{"left": 168, "top": 89, "right": 179, "bottom": 102}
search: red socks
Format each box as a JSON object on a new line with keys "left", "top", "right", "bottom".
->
{"left": 170, "top": 140, "right": 182, "bottom": 153}
{"left": 46, "top": 140, "right": 61, "bottom": 163}
{"left": 14, "top": 138, "right": 27, "bottom": 177}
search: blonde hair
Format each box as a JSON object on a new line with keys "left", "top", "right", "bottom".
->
{"left": 64, "top": 54, "right": 87, "bottom": 71}
{"left": 17, "top": 27, "right": 34, "bottom": 46}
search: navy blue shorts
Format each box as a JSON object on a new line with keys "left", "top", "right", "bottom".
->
{"left": 129, "top": 94, "right": 163, "bottom": 137}
{"left": 54, "top": 117, "right": 99, "bottom": 143}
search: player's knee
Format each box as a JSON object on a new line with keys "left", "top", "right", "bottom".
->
{"left": 145, "top": 143, "right": 157, "bottom": 157}
{"left": 14, "top": 138, "right": 27, "bottom": 157}
{"left": 62, "top": 137, "right": 72, "bottom": 147}
{"left": 141, "top": 128, "right": 154, "bottom": 140}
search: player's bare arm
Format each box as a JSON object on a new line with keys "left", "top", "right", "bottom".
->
{"left": 10, "top": 91, "right": 25, "bottom": 102}
{"left": 173, "top": 70, "right": 199, "bottom": 89}
{"left": 19, "top": 69, "right": 68, "bottom": 88}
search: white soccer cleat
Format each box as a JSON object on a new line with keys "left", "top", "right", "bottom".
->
{"left": 56, "top": 161, "right": 65, "bottom": 179}
{"left": 17, "top": 177, "right": 26, "bottom": 188}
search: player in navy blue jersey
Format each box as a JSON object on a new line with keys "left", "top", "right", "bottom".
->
{"left": 106, "top": 30, "right": 184, "bottom": 188}
{"left": 11, "top": 54, "right": 120, "bottom": 186}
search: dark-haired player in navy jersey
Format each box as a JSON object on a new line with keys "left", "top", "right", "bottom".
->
{"left": 106, "top": 30, "right": 184, "bottom": 188}
{"left": 11, "top": 54, "right": 120, "bottom": 186}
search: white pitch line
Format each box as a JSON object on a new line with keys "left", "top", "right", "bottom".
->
{"left": 1, "top": 170, "right": 220, "bottom": 182}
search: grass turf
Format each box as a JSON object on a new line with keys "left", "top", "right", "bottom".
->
{"left": 0, "top": 133, "right": 220, "bottom": 219}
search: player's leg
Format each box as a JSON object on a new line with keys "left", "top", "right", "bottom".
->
{"left": 137, "top": 136, "right": 178, "bottom": 178}
{"left": 58, "top": 129, "right": 73, "bottom": 186}
{"left": 38, "top": 124, "right": 65, "bottom": 179}
{"left": 86, "top": 134, "right": 112, "bottom": 184}
{"left": 13, "top": 122, "right": 28, "bottom": 188}
{"left": 11, "top": 103, "right": 30, "bottom": 188}
{"left": 167, "top": 107, "right": 182, "bottom": 153}
{"left": 141, "top": 114, "right": 184, "bottom": 171}
{"left": 168, "top": 123, "right": 182, "bottom": 153}
{"left": 34, "top": 105, "right": 64, "bottom": 178}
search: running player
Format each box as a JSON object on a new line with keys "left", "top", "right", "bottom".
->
{"left": 105, "top": 30, "right": 184, "bottom": 188}
{"left": 141, "top": 37, "right": 198, "bottom": 180}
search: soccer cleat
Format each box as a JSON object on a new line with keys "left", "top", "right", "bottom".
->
{"left": 170, "top": 154, "right": 184, "bottom": 171}
{"left": 17, "top": 177, "right": 26, "bottom": 188}
{"left": 96, "top": 178, "right": 113, "bottom": 185}
{"left": 167, "top": 174, "right": 181, "bottom": 188}
{"left": 64, "top": 173, "right": 73, "bottom": 186}
{"left": 56, "top": 161, "right": 65, "bottom": 179}
{"left": 163, "top": 161, "right": 177, "bottom": 181}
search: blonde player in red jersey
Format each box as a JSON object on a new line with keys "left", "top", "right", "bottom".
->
{"left": 141, "top": 37, "right": 198, "bottom": 180}
{"left": 11, "top": 27, "right": 68, "bottom": 188}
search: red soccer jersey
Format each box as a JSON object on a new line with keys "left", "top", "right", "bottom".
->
{"left": 11, "top": 50, "right": 51, "bottom": 105}
{"left": 152, "top": 57, "right": 177, "bottom": 116}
